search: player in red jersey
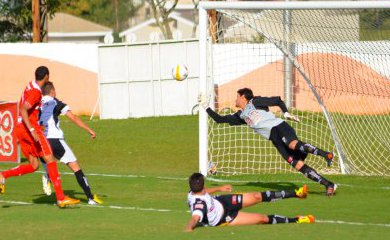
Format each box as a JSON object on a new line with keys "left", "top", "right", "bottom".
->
{"left": 0, "top": 66, "right": 80, "bottom": 208}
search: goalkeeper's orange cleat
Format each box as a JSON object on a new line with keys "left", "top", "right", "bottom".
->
{"left": 295, "top": 185, "right": 308, "bottom": 199}
{"left": 325, "top": 152, "right": 334, "bottom": 167}
{"left": 0, "top": 175, "right": 5, "bottom": 194}
{"left": 297, "top": 215, "right": 315, "bottom": 224}
{"left": 57, "top": 196, "right": 80, "bottom": 208}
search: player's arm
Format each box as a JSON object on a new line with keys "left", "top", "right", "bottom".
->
{"left": 20, "top": 102, "right": 40, "bottom": 141}
{"left": 205, "top": 184, "right": 232, "bottom": 194}
{"left": 65, "top": 111, "right": 96, "bottom": 139}
{"left": 206, "top": 107, "right": 245, "bottom": 125}
{"left": 185, "top": 215, "right": 201, "bottom": 232}
{"left": 54, "top": 98, "right": 96, "bottom": 139}
{"left": 252, "top": 96, "right": 299, "bottom": 122}
{"left": 21, "top": 90, "right": 42, "bottom": 141}
{"left": 252, "top": 96, "right": 288, "bottom": 112}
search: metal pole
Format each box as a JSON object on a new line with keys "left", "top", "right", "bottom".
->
{"left": 199, "top": 7, "right": 209, "bottom": 176}
{"left": 283, "top": 0, "right": 293, "bottom": 109}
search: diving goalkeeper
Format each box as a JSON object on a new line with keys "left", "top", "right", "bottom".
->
{"left": 200, "top": 88, "right": 337, "bottom": 196}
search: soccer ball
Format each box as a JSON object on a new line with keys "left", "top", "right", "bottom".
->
{"left": 208, "top": 161, "right": 217, "bottom": 175}
{"left": 171, "top": 64, "right": 189, "bottom": 81}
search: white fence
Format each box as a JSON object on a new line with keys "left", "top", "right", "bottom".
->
{"left": 98, "top": 39, "right": 199, "bottom": 119}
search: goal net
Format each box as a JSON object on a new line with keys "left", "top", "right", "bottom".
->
{"left": 198, "top": 1, "right": 390, "bottom": 176}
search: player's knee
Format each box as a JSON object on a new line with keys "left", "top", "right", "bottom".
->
{"left": 294, "top": 161, "right": 304, "bottom": 170}
{"left": 253, "top": 192, "right": 262, "bottom": 202}
{"left": 286, "top": 156, "right": 299, "bottom": 168}
{"left": 31, "top": 161, "right": 39, "bottom": 170}
{"left": 256, "top": 214, "right": 269, "bottom": 224}
{"left": 288, "top": 140, "right": 298, "bottom": 150}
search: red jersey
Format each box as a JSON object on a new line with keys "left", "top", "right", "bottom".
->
{"left": 18, "top": 81, "right": 42, "bottom": 128}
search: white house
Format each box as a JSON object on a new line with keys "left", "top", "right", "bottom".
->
{"left": 119, "top": 12, "right": 197, "bottom": 43}
{"left": 48, "top": 12, "right": 113, "bottom": 43}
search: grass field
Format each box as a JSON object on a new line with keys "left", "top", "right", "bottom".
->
{"left": 1, "top": 115, "right": 390, "bottom": 239}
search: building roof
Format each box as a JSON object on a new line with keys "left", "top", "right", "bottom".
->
{"left": 48, "top": 12, "right": 112, "bottom": 37}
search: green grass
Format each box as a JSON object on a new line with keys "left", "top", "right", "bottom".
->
{"left": 1, "top": 115, "right": 390, "bottom": 239}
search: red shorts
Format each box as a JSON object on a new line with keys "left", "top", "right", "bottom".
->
{"left": 15, "top": 124, "right": 53, "bottom": 158}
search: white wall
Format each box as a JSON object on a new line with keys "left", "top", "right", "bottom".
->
{"left": 98, "top": 39, "right": 199, "bottom": 119}
{"left": 0, "top": 43, "right": 98, "bottom": 73}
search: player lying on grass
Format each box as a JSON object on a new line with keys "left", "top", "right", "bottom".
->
{"left": 185, "top": 173, "right": 314, "bottom": 232}
{"left": 199, "top": 88, "right": 337, "bottom": 196}
{"left": 39, "top": 81, "right": 102, "bottom": 205}
{"left": 0, "top": 66, "right": 79, "bottom": 208}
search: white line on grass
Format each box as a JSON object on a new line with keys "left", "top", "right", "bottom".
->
{"left": 34, "top": 171, "right": 390, "bottom": 190}
{"left": 1, "top": 199, "right": 389, "bottom": 228}
{"left": 316, "top": 220, "right": 390, "bottom": 228}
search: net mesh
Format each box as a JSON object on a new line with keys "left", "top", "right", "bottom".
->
{"left": 206, "top": 8, "right": 390, "bottom": 176}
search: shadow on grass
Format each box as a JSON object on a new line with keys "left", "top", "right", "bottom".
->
{"left": 209, "top": 181, "right": 299, "bottom": 191}
{"left": 32, "top": 190, "right": 82, "bottom": 204}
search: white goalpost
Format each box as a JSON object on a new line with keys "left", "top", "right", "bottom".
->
{"left": 199, "top": 1, "right": 390, "bottom": 176}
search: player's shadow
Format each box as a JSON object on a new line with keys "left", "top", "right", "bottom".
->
{"left": 210, "top": 181, "right": 299, "bottom": 191}
{"left": 32, "top": 190, "right": 82, "bottom": 205}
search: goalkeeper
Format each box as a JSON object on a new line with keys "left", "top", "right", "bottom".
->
{"left": 185, "top": 172, "right": 314, "bottom": 232}
{"left": 200, "top": 88, "right": 336, "bottom": 196}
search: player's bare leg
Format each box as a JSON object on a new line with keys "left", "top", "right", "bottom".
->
{"left": 229, "top": 212, "right": 314, "bottom": 226}
{"left": 0, "top": 155, "right": 40, "bottom": 193}
{"left": 229, "top": 212, "right": 269, "bottom": 225}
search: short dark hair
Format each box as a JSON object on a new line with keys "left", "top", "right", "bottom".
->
{"left": 42, "top": 81, "right": 55, "bottom": 96}
{"left": 237, "top": 88, "right": 254, "bottom": 100}
{"left": 189, "top": 172, "right": 205, "bottom": 193}
{"left": 35, "top": 66, "right": 49, "bottom": 81}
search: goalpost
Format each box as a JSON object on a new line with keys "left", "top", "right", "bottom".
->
{"left": 199, "top": 1, "right": 390, "bottom": 176}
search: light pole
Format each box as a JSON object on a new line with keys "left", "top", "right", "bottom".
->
{"left": 32, "top": 0, "right": 40, "bottom": 42}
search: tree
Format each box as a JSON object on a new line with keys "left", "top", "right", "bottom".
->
{"left": 61, "top": 0, "right": 143, "bottom": 34}
{"left": 0, "top": 0, "right": 62, "bottom": 42}
{"left": 147, "top": 0, "right": 178, "bottom": 40}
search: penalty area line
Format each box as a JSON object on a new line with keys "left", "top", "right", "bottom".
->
{"left": 32, "top": 171, "right": 390, "bottom": 191}
{"left": 0, "top": 199, "right": 178, "bottom": 212}
{"left": 1, "top": 200, "right": 389, "bottom": 228}
{"left": 316, "top": 219, "right": 390, "bottom": 228}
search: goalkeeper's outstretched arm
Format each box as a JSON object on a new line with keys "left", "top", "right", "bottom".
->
{"left": 206, "top": 107, "right": 246, "bottom": 125}
{"left": 252, "top": 96, "right": 288, "bottom": 113}
{"left": 252, "top": 96, "right": 299, "bottom": 122}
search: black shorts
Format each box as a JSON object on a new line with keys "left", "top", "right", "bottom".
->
{"left": 269, "top": 122, "right": 307, "bottom": 163}
{"left": 215, "top": 194, "right": 243, "bottom": 225}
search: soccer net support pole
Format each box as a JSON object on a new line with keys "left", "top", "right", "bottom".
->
{"left": 199, "top": 6, "right": 209, "bottom": 176}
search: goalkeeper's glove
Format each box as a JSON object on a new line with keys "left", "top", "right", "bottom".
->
{"left": 198, "top": 93, "right": 210, "bottom": 109}
{"left": 284, "top": 112, "right": 300, "bottom": 122}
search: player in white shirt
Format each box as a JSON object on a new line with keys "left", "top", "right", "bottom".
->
{"left": 185, "top": 173, "right": 314, "bottom": 232}
{"left": 39, "top": 81, "right": 102, "bottom": 205}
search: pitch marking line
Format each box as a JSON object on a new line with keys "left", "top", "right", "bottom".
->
{"left": 0, "top": 200, "right": 389, "bottom": 228}
{"left": 33, "top": 171, "right": 390, "bottom": 190}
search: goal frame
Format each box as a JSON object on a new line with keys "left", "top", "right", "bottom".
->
{"left": 198, "top": 1, "right": 390, "bottom": 176}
